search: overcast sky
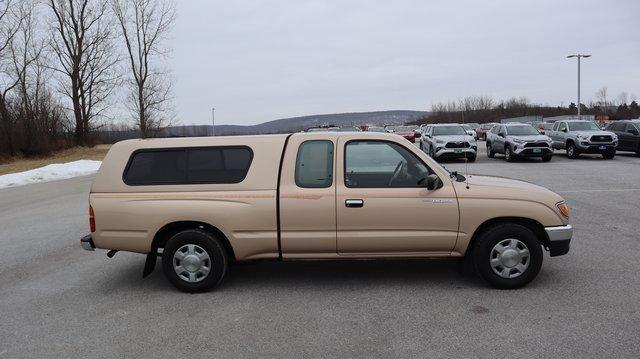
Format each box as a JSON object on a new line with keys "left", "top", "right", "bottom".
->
{"left": 171, "top": 0, "right": 640, "bottom": 126}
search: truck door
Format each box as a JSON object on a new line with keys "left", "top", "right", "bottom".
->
{"left": 552, "top": 122, "right": 567, "bottom": 149}
{"left": 279, "top": 134, "right": 337, "bottom": 258}
{"left": 335, "top": 137, "right": 459, "bottom": 255}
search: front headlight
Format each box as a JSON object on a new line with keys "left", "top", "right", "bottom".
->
{"left": 512, "top": 138, "right": 526, "bottom": 143}
{"left": 577, "top": 134, "right": 587, "bottom": 140}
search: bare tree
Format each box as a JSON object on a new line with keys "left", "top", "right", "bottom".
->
{"left": 0, "top": 0, "right": 17, "bottom": 154}
{"left": 112, "top": 0, "right": 175, "bottom": 138}
{"left": 594, "top": 86, "right": 609, "bottom": 111}
{"left": 616, "top": 92, "right": 628, "bottom": 106}
{"left": 48, "top": 0, "right": 120, "bottom": 145}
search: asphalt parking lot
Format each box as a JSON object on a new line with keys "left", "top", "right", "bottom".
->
{"left": 1, "top": 142, "right": 639, "bottom": 358}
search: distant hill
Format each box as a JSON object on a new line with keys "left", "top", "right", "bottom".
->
{"left": 213, "top": 110, "right": 430, "bottom": 135}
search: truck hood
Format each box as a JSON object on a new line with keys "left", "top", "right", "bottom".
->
{"left": 454, "top": 174, "right": 564, "bottom": 206}
{"left": 569, "top": 130, "right": 615, "bottom": 137}
{"left": 451, "top": 174, "right": 568, "bottom": 226}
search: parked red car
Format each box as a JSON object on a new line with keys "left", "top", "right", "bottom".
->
{"left": 476, "top": 122, "right": 499, "bottom": 140}
{"left": 389, "top": 125, "right": 418, "bottom": 142}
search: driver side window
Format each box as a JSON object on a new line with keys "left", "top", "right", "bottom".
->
{"left": 344, "top": 141, "right": 430, "bottom": 188}
{"left": 558, "top": 122, "right": 567, "bottom": 132}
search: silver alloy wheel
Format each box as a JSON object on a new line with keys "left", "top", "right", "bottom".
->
{"left": 567, "top": 145, "right": 574, "bottom": 157}
{"left": 173, "top": 244, "right": 211, "bottom": 283}
{"left": 489, "top": 238, "right": 530, "bottom": 279}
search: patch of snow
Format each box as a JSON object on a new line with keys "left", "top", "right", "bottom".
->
{"left": 0, "top": 160, "right": 102, "bottom": 189}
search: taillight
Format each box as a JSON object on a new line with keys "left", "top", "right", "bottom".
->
{"left": 89, "top": 205, "right": 96, "bottom": 232}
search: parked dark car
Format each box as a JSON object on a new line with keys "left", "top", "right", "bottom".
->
{"left": 605, "top": 120, "right": 640, "bottom": 156}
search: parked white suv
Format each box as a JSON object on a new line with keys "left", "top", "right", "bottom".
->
{"left": 420, "top": 124, "right": 477, "bottom": 161}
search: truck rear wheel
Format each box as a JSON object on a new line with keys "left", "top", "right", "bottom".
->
{"left": 162, "top": 229, "right": 228, "bottom": 293}
{"left": 471, "top": 223, "right": 543, "bottom": 289}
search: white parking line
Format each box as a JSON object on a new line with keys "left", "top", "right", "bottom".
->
{"left": 557, "top": 189, "right": 640, "bottom": 193}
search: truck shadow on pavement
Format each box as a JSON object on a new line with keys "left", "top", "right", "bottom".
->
{"left": 104, "top": 258, "right": 555, "bottom": 293}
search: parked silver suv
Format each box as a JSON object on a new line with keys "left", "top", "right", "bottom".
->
{"left": 547, "top": 120, "right": 618, "bottom": 159}
{"left": 420, "top": 124, "right": 477, "bottom": 161}
{"left": 486, "top": 123, "right": 554, "bottom": 162}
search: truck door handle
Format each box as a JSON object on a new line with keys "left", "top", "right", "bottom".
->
{"left": 345, "top": 199, "right": 364, "bottom": 208}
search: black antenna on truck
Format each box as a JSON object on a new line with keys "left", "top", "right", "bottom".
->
{"left": 461, "top": 110, "right": 470, "bottom": 189}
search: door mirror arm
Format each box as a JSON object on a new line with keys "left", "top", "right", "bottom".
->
{"left": 419, "top": 174, "right": 443, "bottom": 191}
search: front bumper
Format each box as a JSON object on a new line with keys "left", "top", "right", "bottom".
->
{"left": 545, "top": 225, "right": 572, "bottom": 256}
{"left": 576, "top": 142, "right": 616, "bottom": 153}
{"left": 435, "top": 147, "right": 477, "bottom": 159}
{"left": 513, "top": 146, "right": 553, "bottom": 157}
{"left": 81, "top": 234, "right": 95, "bottom": 251}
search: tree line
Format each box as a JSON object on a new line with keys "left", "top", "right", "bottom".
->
{"left": 0, "top": 0, "right": 175, "bottom": 159}
{"left": 415, "top": 92, "right": 639, "bottom": 125}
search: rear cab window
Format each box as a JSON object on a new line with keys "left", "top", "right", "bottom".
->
{"left": 123, "top": 146, "right": 253, "bottom": 185}
{"left": 295, "top": 140, "right": 334, "bottom": 188}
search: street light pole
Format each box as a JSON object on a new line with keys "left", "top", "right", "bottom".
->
{"left": 566, "top": 54, "right": 591, "bottom": 120}
{"left": 211, "top": 107, "right": 215, "bottom": 136}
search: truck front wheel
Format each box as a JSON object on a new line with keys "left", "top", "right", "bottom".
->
{"left": 471, "top": 223, "right": 543, "bottom": 289}
{"left": 566, "top": 142, "right": 579, "bottom": 159}
{"left": 162, "top": 229, "right": 228, "bottom": 293}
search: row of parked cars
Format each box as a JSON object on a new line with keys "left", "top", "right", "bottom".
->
{"left": 307, "top": 119, "right": 640, "bottom": 162}
{"left": 415, "top": 119, "right": 640, "bottom": 162}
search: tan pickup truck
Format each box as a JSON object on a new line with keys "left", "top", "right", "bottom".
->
{"left": 81, "top": 132, "right": 572, "bottom": 292}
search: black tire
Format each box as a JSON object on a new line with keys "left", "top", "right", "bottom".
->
{"left": 541, "top": 153, "right": 552, "bottom": 162}
{"left": 471, "top": 223, "right": 543, "bottom": 289}
{"left": 429, "top": 146, "right": 437, "bottom": 160}
{"left": 566, "top": 142, "right": 579, "bottom": 159}
{"left": 419, "top": 141, "right": 423, "bottom": 151}
{"left": 162, "top": 229, "right": 228, "bottom": 293}
{"left": 505, "top": 146, "right": 515, "bottom": 162}
{"left": 486, "top": 143, "right": 495, "bottom": 158}
{"left": 467, "top": 155, "right": 476, "bottom": 162}
{"left": 602, "top": 149, "right": 615, "bottom": 159}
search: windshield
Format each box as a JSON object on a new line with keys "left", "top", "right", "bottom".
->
{"left": 394, "top": 126, "right": 413, "bottom": 132}
{"left": 506, "top": 125, "right": 539, "bottom": 136}
{"left": 568, "top": 121, "right": 600, "bottom": 131}
{"left": 432, "top": 125, "right": 466, "bottom": 136}
{"left": 468, "top": 123, "right": 480, "bottom": 129}
{"left": 460, "top": 124, "right": 471, "bottom": 130}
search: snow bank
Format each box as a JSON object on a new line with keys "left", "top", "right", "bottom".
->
{"left": 0, "top": 160, "right": 102, "bottom": 189}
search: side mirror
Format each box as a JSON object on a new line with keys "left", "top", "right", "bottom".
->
{"left": 419, "top": 174, "right": 442, "bottom": 190}
{"left": 498, "top": 133, "right": 505, "bottom": 138}
{"left": 629, "top": 129, "right": 639, "bottom": 136}
{"left": 562, "top": 128, "right": 567, "bottom": 132}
